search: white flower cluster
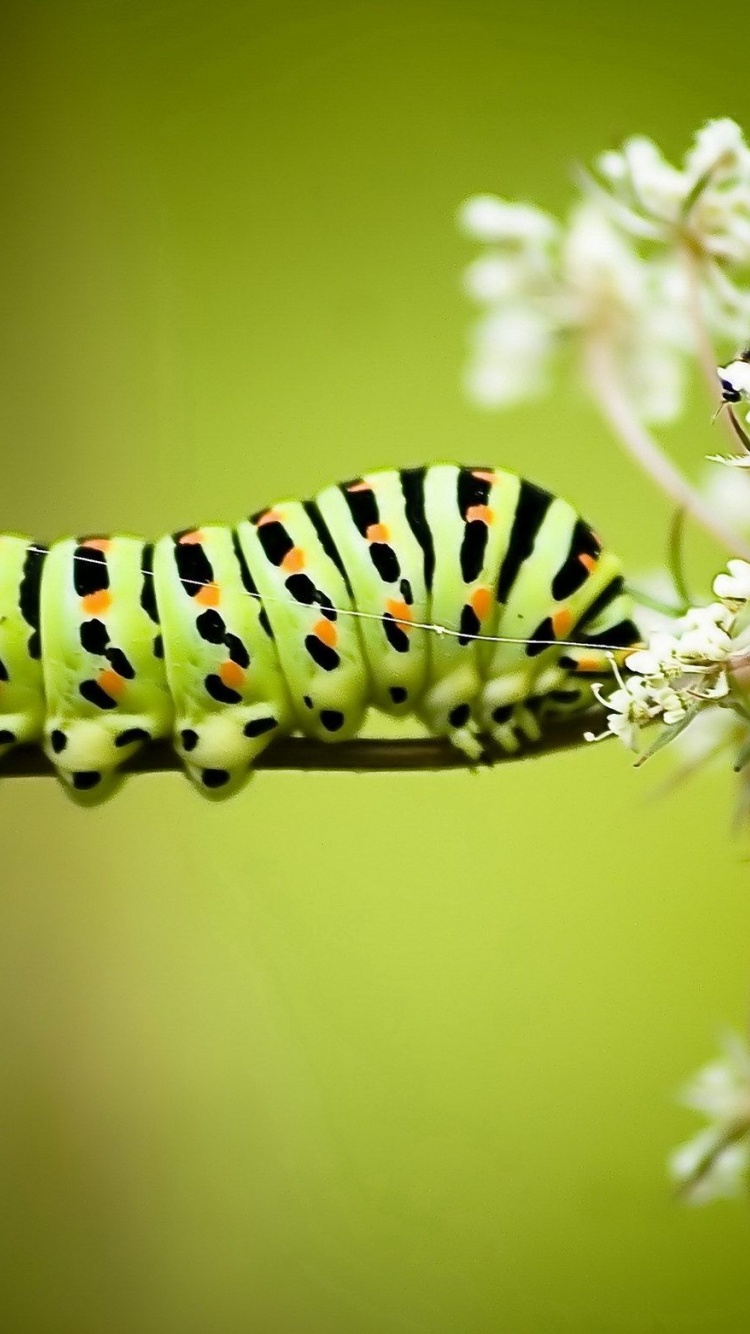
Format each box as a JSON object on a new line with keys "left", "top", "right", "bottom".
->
{"left": 669, "top": 1032, "right": 750, "bottom": 1205}
{"left": 593, "top": 119, "right": 750, "bottom": 340}
{"left": 588, "top": 597, "right": 740, "bottom": 754}
{"left": 460, "top": 119, "right": 750, "bottom": 422}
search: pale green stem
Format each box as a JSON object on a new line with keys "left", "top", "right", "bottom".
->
{"left": 584, "top": 335, "right": 750, "bottom": 561}
{"left": 680, "top": 243, "right": 742, "bottom": 450}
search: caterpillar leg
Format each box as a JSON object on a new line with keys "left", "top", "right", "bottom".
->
{"left": 417, "top": 665, "right": 484, "bottom": 760}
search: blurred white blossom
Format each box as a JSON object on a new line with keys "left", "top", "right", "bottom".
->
{"left": 700, "top": 459, "right": 750, "bottom": 529}
{"left": 594, "top": 120, "right": 750, "bottom": 254}
{"left": 461, "top": 123, "right": 750, "bottom": 1212}
{"left": 593, "top": 119, "right": 750, "bottom": 340}
{"left": 459, "top": 195, "right": 559, "bottom": 247}
{"left": 460, "top": 195, "right": 692, "bottom": 423}
{"left": 669, "top": 1032, "right": 750, "bottom": 1204}
{"left": 460, "top": 119, "right": 750, "bottom": 424}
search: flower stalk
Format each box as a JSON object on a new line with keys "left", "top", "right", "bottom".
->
{"left": 584, "top": 335, "right": 750, "bottom": 560}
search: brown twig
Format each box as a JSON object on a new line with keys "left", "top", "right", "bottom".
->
{"left": 0, "top": 712, "right": 607, "bottom": 779}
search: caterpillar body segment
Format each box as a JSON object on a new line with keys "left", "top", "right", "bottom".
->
{"left": 236, "top": 501, "right": 370, "bottom": 743}
{"left": 315, "top": 469, "right": 432, "bottom": 718}
{"left": 154, "top": 526, "right": 294, "bottom": 796}
{"left": 40, "top": 536, "right": 174, "bottom": 796}
{"left": 0, "top": 464, "right": 641, "bottom": 800}
{"left": 419, "top": 465, "right": 523, "bottom": 759}
{"left": 0, "top": 535, "right": 45, "bottom": 761}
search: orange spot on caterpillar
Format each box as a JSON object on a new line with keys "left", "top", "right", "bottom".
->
{"left": 220, "top": 660, "right": 245, "bottom": 691}
{"left": 574, "top": 654, "right": 603, "bottom": 674}
{"left": 313, "top": 618, "right": 338, "bottom": 647}
{"left": 465, "top": 504, "right": 494, "bottom": 525}
{"left": 82, "top": 538, "right": 111, "bottom": 552}
{"left": 386, "top": 599, "right": 412, "bottom": 627}
{"left": 195, "top": 582, "right": 220, "bottom": 607}
{"left": 471, "top": 469, "right": 497, "bottom": 483}
{"left": 470, "top": 586, "right": 492, "bottom": 620}
{"left": 256, "top": 510, "right": 283, "bottom": 527}
{"left": 347, "top": 482, "right": 371, "bottom": 493}
{"left": 178, "top": 530, "right": 204, "bottom": 545}
{"left": 552, "top": 608, "right": 574, "bottom": 639}
{"left": 280, "top": 547, "right": 305, "bottom": 573}
{"left": 579, "top": 553, "right": 597, "bottom": 573}
{"left": 366, "top": 523, "right": 390, "bottom": 543}
{"left": 82, "top": 590, "right": 111, "bottom": 615}
{"left": 98, "top": 669, "right": 124, "bottom": 698}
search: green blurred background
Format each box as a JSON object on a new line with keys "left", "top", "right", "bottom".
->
{"left": 1, "top": 2, "right": 749, "bottom": 1330}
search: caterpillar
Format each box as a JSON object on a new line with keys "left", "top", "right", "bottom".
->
{"left": 0, "top": 463, "right": 640, "bottom": 801}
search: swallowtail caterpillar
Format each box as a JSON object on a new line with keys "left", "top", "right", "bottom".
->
{"left": 0, "top": 463, "right": 640, "bottom": 801}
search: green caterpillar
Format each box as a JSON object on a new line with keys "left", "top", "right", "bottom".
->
{"left": 0, "top": 463, "right": 640, "bottom": 800}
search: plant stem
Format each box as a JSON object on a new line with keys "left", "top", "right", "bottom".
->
{"left": 680, "top": 244, "right": 745, "bottom": 450}
{"left": 0, "top": 714, "right": 606, "bottom": 779}
{"left": 585, "top": 335, "right": 750, "bottom": 561}
{"left": 680, "top": 247, "right": 724, "bottom": 395}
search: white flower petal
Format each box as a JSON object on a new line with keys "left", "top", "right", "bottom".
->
{"left": 669, "top": 1128, "right": 748, "bottom": 1204}
{"left": 718, "top": 358, "right": 750, "bottom": 400}
{"left": 686, "top": 118, "right": 750, "bottom": 183}
{"left": 714, "top": 559, "right": 750, "bottom": 602}
{"left": 458, "top": 195, "right": 558, "bottom": 245}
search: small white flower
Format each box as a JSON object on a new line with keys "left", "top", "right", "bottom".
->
{"left": 458, "top": 196, "right": 559, "bottom": 246}
{"left": 595, "top": 135, "right": 684, "bottom": 235}
{"left": 461, "top": 198, "right": 694, "bottom": 423}
{"left": 653, "top": 684, "right": 688, "bottom": 724}
{"left": 464, "top": 307, "right": 555, "bottom": 408}
{"left": 592, "top": 119, "right": 750, "bottom": 265}
{"left": 561, "top": 204, "right": 694, "bottom": 424}
{"left": 677, "top": 605, "right": 733, "bottom": 663}
{"left": 669, "top": 1128, "right": 749, "bottom": 1205}
{"left": 686, "top": 118, "right": 750, "bottom": 186}
{"left": 625, "top": 632, "right": 684, "bottom": 678}
{"left": 463, "top": 255, "right": 522, "bottom": 304}
{"left": 714, "top": 558, "right": 750, "bottom": 603}
{"left": 588, "top": 676, "right": 661, "bottom": 750}
{"left": 681, "top": 1032, "right": 750, "bottom": 1120}
{"left": 461, "top": 119, "right": 750, "bottom": 436}
{"left": 594, "top": 598, "right": 744, "bottom": 752}
{"left": 587, "top": 120, "right": 750, "bottom": 346}
{"left": 669, "top": 1032, "right": 750, "bottom": 1205}
{"left": 717, "top": 355, "right": 750, "bottom": 403}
